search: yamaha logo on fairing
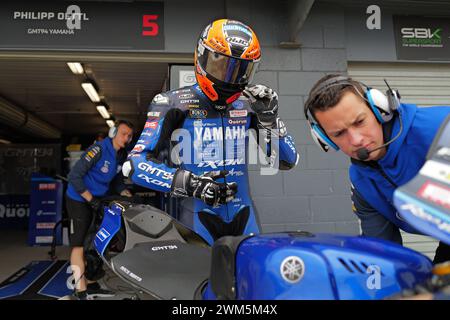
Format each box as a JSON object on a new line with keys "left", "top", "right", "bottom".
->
{"left": 280, "top": 256, "right": 305, "bottom": 284}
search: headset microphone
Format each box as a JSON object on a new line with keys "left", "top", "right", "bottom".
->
{"left": 357, "top": 148, "right": 371, "bottom": 161}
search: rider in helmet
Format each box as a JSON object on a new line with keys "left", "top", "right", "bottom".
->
{"left": 122, "top": 19, "right": 299, "bottom": 244}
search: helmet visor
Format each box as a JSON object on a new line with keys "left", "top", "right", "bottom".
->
{"left": 197, "top": 44, "right": 260, "bottom": 85}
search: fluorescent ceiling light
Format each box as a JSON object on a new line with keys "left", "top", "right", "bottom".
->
{"left": 81, "top": 82, "right": 100, "bottom": 102}
{"left": 106, "top": 120, "right": 115, "bottom": 128}
{"left": 96, "top": 105, "right": 110, "bottom": 119}
{"left": 67, "top": 62, "right": 84, "bottom": 74}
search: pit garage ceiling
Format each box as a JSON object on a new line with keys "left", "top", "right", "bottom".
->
{"left": 0, "top": 58, "right": 173, "bottom": 138}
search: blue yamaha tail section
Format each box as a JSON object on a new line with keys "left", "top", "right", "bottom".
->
{"left": 94, "top": 203, "right": 123, "bottom": 256}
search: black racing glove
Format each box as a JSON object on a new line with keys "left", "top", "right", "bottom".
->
{"left": 88, "top": 196, "right": 102, "bottom": 213}
{"left": 171, "top": 169, "right": 238, "bottom": 208}
{"left": 243, "top": 84, "right": 287, "bottom": 137}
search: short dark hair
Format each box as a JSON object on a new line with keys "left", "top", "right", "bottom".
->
{"left": 116, "top": 119, "right": 134, "bottom": 130}
{"left": 304, "top": 74, "right": 366, "bottom": 119}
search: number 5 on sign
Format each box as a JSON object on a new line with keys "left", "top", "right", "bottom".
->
{"left": 143, "top": 15, "right": 159, "bottom": 36}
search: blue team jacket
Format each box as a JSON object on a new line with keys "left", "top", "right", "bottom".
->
{"left": 350, "top": 103, "right": 450, "bottom": 234}
{"left": 67, "top": 137, "right": 124, "bottom": 202}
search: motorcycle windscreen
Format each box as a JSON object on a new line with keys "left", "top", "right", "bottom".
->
{"left": 110, "top": 240, "right": 211, "bottom": 300}
{"left": 393, "top": 114, "right": 450, "bottom": 244}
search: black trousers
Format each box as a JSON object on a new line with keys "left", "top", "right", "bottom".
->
{"left": 65, "top": 195, "right": 94, "bottom": 247}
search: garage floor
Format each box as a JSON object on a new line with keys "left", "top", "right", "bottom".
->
{"left": 0, "top": 230, "right": 152, "bottom": 300}
{"left": 0, "top": 230, "right": 70, "bottom": 283}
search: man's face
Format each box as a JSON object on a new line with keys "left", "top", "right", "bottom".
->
{"left": 114, "top": 124, "right": 133, "bottom": 149}
{"left": 314, "top": 91, "right": 386, "bottom": 161}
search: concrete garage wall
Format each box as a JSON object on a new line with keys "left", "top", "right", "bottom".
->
{"left": 163, "top": 0, "right": 359, "bottom": 234}
{"left": 249, "top": 3, "right": 358, "bottom": 234}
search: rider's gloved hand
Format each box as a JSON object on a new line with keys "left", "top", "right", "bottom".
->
{"left": 171, "top": 169, "right": 238, "bottom": 208}
{"left": 387, "top": 262, "right": 450, "bottom": 300}
{"left": 243, "top": 84, "right": 286, "bottom": 137}
{"left": 88, "top": 196, "right": 102, "bottom": 212}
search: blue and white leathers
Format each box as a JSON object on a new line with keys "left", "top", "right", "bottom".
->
{"left": 125, "top": 84, "right": 299, "bottom": 244}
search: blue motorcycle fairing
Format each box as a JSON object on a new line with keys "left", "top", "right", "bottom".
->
{"left": 94, "top": 203, "right": 123, "bottom": 257}
{"left": 203, "top": 233, "right": 432, "bottom": 300}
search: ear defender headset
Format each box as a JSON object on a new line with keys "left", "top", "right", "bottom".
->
{"left": 304, "top": 75, "right": 401, "bottom": 156}
{"left": 108, "top": 120, "right": 133, "bottom": 144}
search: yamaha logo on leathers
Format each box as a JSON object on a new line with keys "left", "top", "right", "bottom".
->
{"left": 194, "top": 126, "right": 246, "bottom": 141}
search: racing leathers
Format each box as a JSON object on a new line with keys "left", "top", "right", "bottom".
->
{"left": 123, "top": 84, "right": 299, "bottom": 244}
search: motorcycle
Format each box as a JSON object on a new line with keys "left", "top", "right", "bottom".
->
{"left": 92, "top": 115, "right": 450, "bottom": 300}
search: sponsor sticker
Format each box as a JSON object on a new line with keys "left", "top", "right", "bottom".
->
{"left": 417, "top": 181, "right": 450, "bottom": 209}
{"left": 419, "top": 160, "right": 450, "bottom": 185}
{"left": 229, "top": 110, "right": 247, "bottom": 118}
{"left": 147, "top": 111, "right": 161, "bottom": 117}
{"left": 36, "top": 222, "right": 56, "bottom": 229}
{"left": 228, "top": 119, "right": 247, "bottom": 125}
{"left": 39, "top": 183, "right": 56, "bottom": 190}
{"left": 35, "top": 236, "right": 53, "bottom": 244}
{"left": 152, "top": 94, "right": 169, "bottom": 105}
{"left": 84, "top": 145, "right": 100, "bottom": 162}
{"left": 189, "top": 109, "right": 208, "bottom": 118}
{"left": 144, "top": 121, "right": 158, "bottom": 129}
{"left": 179, "top": 93, "right": 194, "bottom": 99}
{"left": 132, "top": 144, "right": 146, "bottom": 153}
{"left": 96, "top": 228, "right": 111, "bottom": 242}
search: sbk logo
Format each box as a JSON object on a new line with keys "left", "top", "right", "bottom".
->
{"left": 401, "top": 27, "right": 442, "bottom": 39}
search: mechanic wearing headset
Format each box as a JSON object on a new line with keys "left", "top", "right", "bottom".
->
{"left": 304, "top": 74, "right": 450, "bottom": 264}
{"left": 66, "top": 119, "right": 134, "bottom": 299}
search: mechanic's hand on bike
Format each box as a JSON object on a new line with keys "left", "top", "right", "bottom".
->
{"left": 244, "top": 84, "right": 286, "bottom": 137}
{"left": 171, "top": 169, "right": 238, "bottom": 207}
{"left": 88, "top": 196, "right": 102, "bottom": 212}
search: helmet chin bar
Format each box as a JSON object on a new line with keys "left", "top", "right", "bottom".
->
{"left": 213, "top": 76, "right": 245, "bottom": 106}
